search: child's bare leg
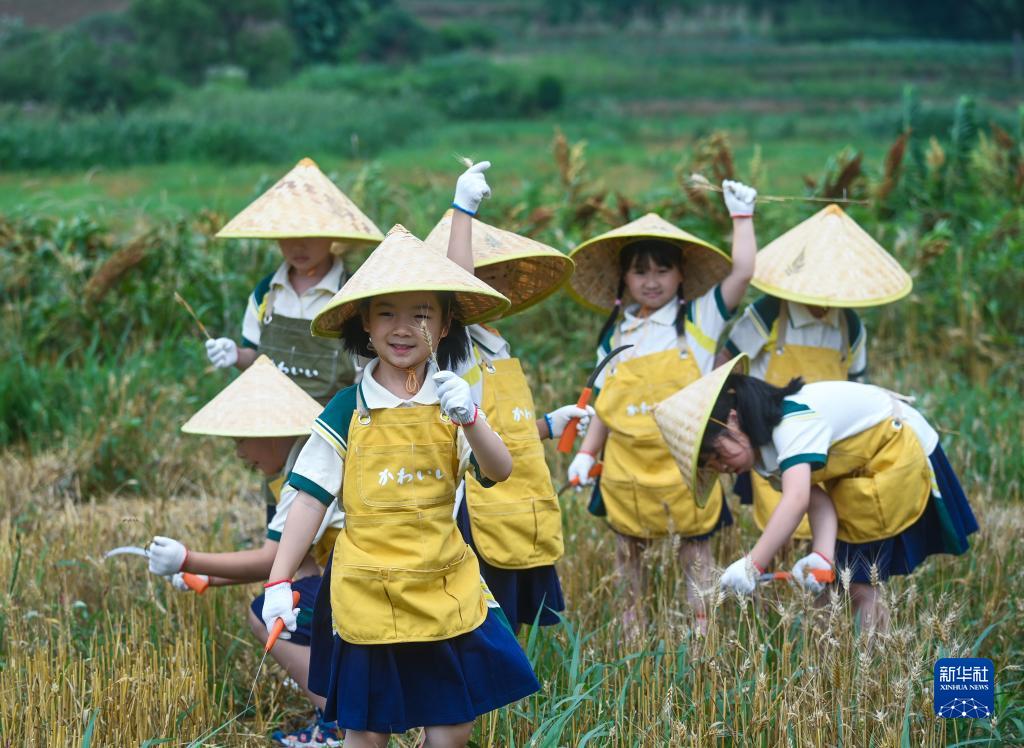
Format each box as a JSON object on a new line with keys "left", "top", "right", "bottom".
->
{"left": 247, "top": 608, "right": 326, "bottom": 710}
{"left": 344, "top": 731, "right": 389, "bottom": 748}
{"left": 423, "top": 722, "right": 474, "bottom": 748}
{"left": 614, "top": 533, "right": 648, "bottom": 635}
{"left": 850, "top": 582, "right": 889, "bottom": 633}
{"left": 678, "top": 538, "right": 712, "bottom": 633}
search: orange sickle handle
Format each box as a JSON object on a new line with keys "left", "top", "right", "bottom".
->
{"left": 182, "top": 573, "right": 209, "bottom": 594}
{"left": 557, "top": 387, "right": 593, "bottom": 453}
{"left": 765, "top": 568, "right": 835, "bottom": 583}
{"left": 266, "top": 591, "right": 301, "bottom": 653}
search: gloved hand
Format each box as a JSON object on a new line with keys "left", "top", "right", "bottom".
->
{"left": 432, "top": 371, "right": 477, "bottom": 425}
{"left": 567, "top": 451, "right": 597, "bottom": 488}
{"left": 791, "top": 551, "right": 834, "bottom": 595}
{"left": 169, "top": 572, "right": 209, "bottom": 592}
{"left": 722, "top": 180, "right": 757, "bottom": 218}
{"left": 261, "top": 580, "right": 299, "bottom": 640}
{"left": 205, "top": 337, "right": 239, "bottom": 369}
{"left": 453, "top": 161, "right": 492, "bottom": 216}
{"left": 148, "top": 536, "right": 187, "bottom": 576}
{"left": 720, "top": 555, "right": 760, "bottom": 595}
{"left": 546, "top": 404, "right": 595, "bottom": 439}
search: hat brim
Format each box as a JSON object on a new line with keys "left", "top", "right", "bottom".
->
{"left": 750, "top": 277, "right": 913, "bottom": 308}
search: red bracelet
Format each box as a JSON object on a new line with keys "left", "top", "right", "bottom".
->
{"left": 813, "top": 551, "right": 833, "bottom": 565}
{"left": 749, "top": 556, "right": 765, "bottom": 574}
{"left": 264, "top": 578, "right": 293, "bottom": 589}
{"left": 579, "top": 448, "right": 597, "bottom": 457}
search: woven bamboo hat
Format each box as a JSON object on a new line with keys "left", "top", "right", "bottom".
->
{"left": 216, "top": 158, "right": 384, "bottom": 244}
{"left": 752, "top": 204, "right": 911, "bottom": 307}
{"left": 181, "top": 355, "right": 321, "bottom": 438}
{"left": 312, "top": 224, "right": 511, "bottom": 338}
{"left": 567, "top": 213, "right": 731, "bottom": 314}
{"left": 653, "top": 354, "right": 749, "bottom": 508}
{"left": 423, "top": 209, "right": 574, "bottom": 317}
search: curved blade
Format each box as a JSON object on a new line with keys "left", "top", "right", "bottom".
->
{"left": 586, "top": 344, "right": 633, "bottom": 388}
{"left": 104, "top": 545, "right": 149, "bottom": 560}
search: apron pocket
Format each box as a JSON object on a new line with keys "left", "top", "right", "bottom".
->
{"left": 470, "top": 497, "right": 564, "bottom": 569}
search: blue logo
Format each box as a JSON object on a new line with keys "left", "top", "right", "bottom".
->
{"left": 934, "top": 658, "right": 994, "bottom": 718}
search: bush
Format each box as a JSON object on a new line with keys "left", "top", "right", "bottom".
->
{"left": 343, "top": 4, "right": 439, "bottom": 63}
{"left": 0, "top": 20, "right": 56, "bottom": 103}
{"left": 436, "top": 21, "right": 498, "bottom": 52}
{"left": 235, "top": 22, "right": 297, "bottom": 85}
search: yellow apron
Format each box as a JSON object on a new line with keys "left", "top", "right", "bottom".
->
{"left": 330, "top": 403, "right": 487, "bottom": 644}
{"left": 805, "top": 414, "right": 932, "bottom": 544}
{"left": 753, "top": 302, "right": 851, "bottom": 539}
{"left": 464, "top": 356, "right": 564, "bottom": 569}
{"left": 595, "top": 346, "right": 724, "bottom": 538}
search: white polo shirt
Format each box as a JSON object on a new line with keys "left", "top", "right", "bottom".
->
{"left": 726, "top": 297, "right": 867, "bottom": 381}
{"left": 595, "top": 286, "right": 733, "bottom": 390}
{"left": 241, "top": 258, "right": 348, "bottom": 348}
{"left": 457, "top": 324, "right": 512, "bottom": 405}
{"left": 755, "top": 381, "right": 939, "bottom": 480}
{"left": 288, "top": 358, "right": 484, "bottom": 504}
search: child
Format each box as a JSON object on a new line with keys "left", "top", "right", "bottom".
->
{"left": 654, "top": 354, "right": 978, "bottom": 632}
{"left": 260, "top": 223, "right": 539, "bottom": 747}
{"left": 207, "top": 157, "right": 384, "bottom": 403}
{"left": 424, "top": 206, "right": 591, "bottom": 632}
{"left": 720, "top": 204, "right": 912, "bottom": 539}
{"left": 147, "top": 355, "right": 346, "bottom": 747}
{"left": 564, "top": 181, "right": 758, "bottom": 634}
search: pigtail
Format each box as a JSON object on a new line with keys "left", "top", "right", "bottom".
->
{"left": 673, "top": 281, "right": 686, "bottom": 336}
{"left": 596, "top": 277, "right": 626, "bottom": 348}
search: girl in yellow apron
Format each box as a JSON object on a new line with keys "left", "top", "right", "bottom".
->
{"left": 259, "top": 224, "right": 539, "bottom": 745}
{"left": 654, "top": 355, "right": 977, "bottom": 633}
{"left": 205, "top": 157, "right": 384, "bottom": 404}
{"left": 146, "top": 355, "right": 345, "bottom": 746}
{"left": 563, "top": 181, "right": 759, "bottom": 634}
{"left": 423, "top": 207, "right": 585, "bottom": 631}
{"left": 720, "top": 204, "right": 911, "bottom": 539}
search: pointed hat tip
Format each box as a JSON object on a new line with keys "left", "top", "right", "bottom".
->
{"left": 297, "top": 157, "right": 319, "bottom": 168}
{"left": 823, "top": 204, "right": 845, "bottom": 216}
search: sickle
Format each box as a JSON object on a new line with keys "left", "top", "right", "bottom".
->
{"left": 103, "top": 545, "right": 209, "bottom": 593}
{"left": 556, "top": 344, "right": 634, "bottom": 453}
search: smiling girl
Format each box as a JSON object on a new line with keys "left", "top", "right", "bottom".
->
{"left": 564, "top": 181, "right": 758, "bottom": 635}
{"left": 259, "top": 223, "right": 539, "bottom": 748}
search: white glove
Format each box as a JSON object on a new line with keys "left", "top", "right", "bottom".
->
{"left": 567, "top": 451, "right": 596, "bottom": 488}
{"left": 261, "top": 581, "right": 299, "bottom": 640}
{"left": 722, "top": 179, "right": 757, "bottom": 217}
{"left": 148, "top": 536, "right": 187, "bottom": 576}
{"left": 791, "top": 551, "right": 834, "bottom": 595}
{"left": 205, "top": 337, "right": 238, "bottom": 369}
{"left": 432, "top": 371, "right": 476, "bottom": 425}
{"left": 169, "top": 572, "right": 208, "bottom": 592}
{"left": 546, "top": 404, "right": 595, "bottom": 439}
{"left": 720, "top": 556, "right": 759, "bottom": 595}
{"left": 453, "top": 160, "right": 492, "bottom": 215}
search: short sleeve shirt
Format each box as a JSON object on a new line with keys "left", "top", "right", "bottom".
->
{"left": 756, "top": 381, "right": 939, "bottom": 480}
{"left": 455, "top": 324, "right": 512, "bottom": 406}
{"left": 287, "top": 358, "right": 487, "bottom": 506}
{"left": 595, "top": 286, "right": 733, "bottom": 391}
{"left": 725, "top": 298, "right": 867, "bottom": 381}
{"left": 241, "top": 258, "right": 348, "bottom": 349}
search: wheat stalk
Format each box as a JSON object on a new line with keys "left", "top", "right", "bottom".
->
{"left": 173, "top": 291, "right": 212, "bottom": 340}
{"left": 687, "top": 173, "right": 869, "bottom": 205}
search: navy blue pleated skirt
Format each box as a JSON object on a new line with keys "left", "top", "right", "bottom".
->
{"left": 588, "top": 479, "right": 733, "bottom": 541}
{"left": 835, "top": 444, "right": 978, "bottom": 583}
{"left": 308, "top": 555, "right": 540, "bottom": 733}
{"left": 250, "top": 573, "right": 322, "bottom": 646}
{"left": 455, "top": 499, "right": 565, "bottom": 629}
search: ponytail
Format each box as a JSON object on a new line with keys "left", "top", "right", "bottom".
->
{"left": 700, "top": 374, "right": 804, "bottom": 457}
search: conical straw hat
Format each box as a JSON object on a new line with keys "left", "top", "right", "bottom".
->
{"left": 751, "top": 204, "right": 911, "bottom": 307}
{"left": 312, "top": 224, "right": 511, "bottom": 338}
{"left": 653, "top": 354, "right": 749, "bottom": 508}
{"left": 423, "top": 209, "right": 574, "bottom": 317}
{"left": 216, "top": 158, "right": 384, "bottom": 244}
{"left": 567, "top": 213, "right": 731, "bottom": 314}
{"left": 181, "top": 355, "right": 321, "bottom": 438}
